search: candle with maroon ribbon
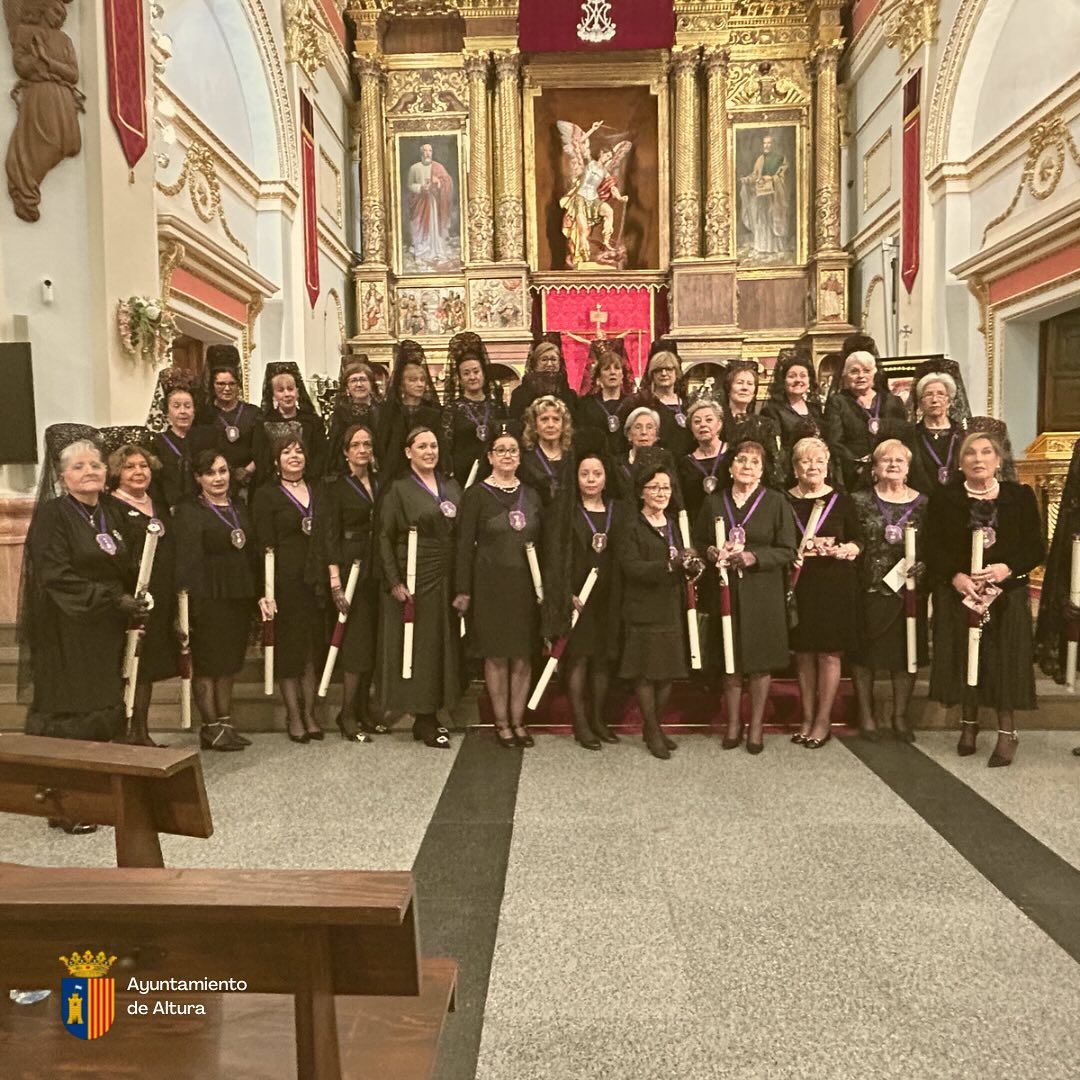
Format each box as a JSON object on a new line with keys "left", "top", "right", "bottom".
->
{"left": 677, "top": 510, "right": 701, "bottom": 671}
{"left": 904, "top": 525, "right": 918, "bottom": 674}
{"left": 527, "top": 567, "right": 599, "bottom": 712}
{"left": 966, "top": 528, "right": 984, "bottom": 687}
{"left": 402, "top": 527, "right": 418, "bottom": 680}
{"left": 318, "top": 559, "right": 361, "bottom": 698}
{"left": 122, "top": 520, "right": 162, "bottom": 721}
{"left": 1066, "top": 535, "right": 1080, "bottom": 691}
{"left": 177, "top": 590, "right": 192, "bottom": 729}
{"left": 714, "top": 517, "right": 735, "bottom": 676}
{"left": 263, "top": 548, "right": 275, "bottom": 695}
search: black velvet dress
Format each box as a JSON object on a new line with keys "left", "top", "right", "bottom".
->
{"left": 518, "top": 446, "right": 573, "bottom": 507}
{"left": 174, "top": 497, "right": 258, "bottom": 677}
{"left": 23, "top": 497, "right": 133, "bottom": 740}
{"left": 455, "top": 482, "right": 544, "bottom": 659}
{"left": 576, "top": 393, "right": 630, "bottom": 458}
{"left": 823, "top": 390, "right": 910, "bottom": 491}
{"left": 786, "top": 491, "right": 862, "bottom": 653}
{"left": 198, "top": 401, "right": 263, "bottom": 488}
{"left": 319, "top": 474, "right": 379, "bottom": 675}
{"left": 108, "top": 493, "right": 180, "bottom": 684}
{"left": 850, "top": 489, "right": 930, "bottom": 671}
{"left": 445, "top": 396, "right": 507, "bottom": 484}
{"left": 924, "top": 481, "right": 1045, "bottom": 710}
{"left": 909, "top": 421, "right": 964, "bottom": 495}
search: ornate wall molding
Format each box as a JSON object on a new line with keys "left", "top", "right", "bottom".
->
{"left": 671, "top": 44, "right": 702, "bottom": 260}
{"left": 354, "top": 55, "right": 388, "bottom": 265}
{"left": 703, "top": 46, "right": 731, "bottom": 259}
{"left": 880, "top": 0, "right": 938, "bottom": 62}
{"left": 159, "top": 238, "right": 187, "bottom": 298}
{"left": 464, "top": 50, "right": 494, "bottom": 263}
{"left": 727, "top": 60, "right": 809, "bottom": 108}
{"left": 860, "top": 273, "right": 884, "bottom": 328}
{"left": 326, "top": 287, "right": 346, "bottom": 341}
{"left": 924, "top": 0, "right": 984, "bottom": 174}
{"left": 386, "top": 67, "right": 469, "bottom": 115}
{"left": 284, "top": 0, "right": 333, "bottom": 79}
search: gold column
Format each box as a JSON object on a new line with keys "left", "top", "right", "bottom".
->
{"left": 354, "top": 55, "right": 387, "bottom": 266}
{"left": 813, "top": 43, "right": 842, "bottom": 252}
{"left": 703, "top": 47, "right": 731, "bottom": 259}
{"left": 492, "top": 49, "right": 524, "bottom": 263}
{"left": 671, "top": 45, "right": 702, "bottom": 260}
{"left": 464, "top": 51, "right": 494, "bottom": 263}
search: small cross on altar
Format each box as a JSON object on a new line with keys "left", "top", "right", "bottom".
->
{"left": 588, "top": 303, "right": 609, "bottom": 338}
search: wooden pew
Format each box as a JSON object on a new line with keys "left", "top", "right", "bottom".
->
{"left": 0, "top": 733, "right": 211, "bottom": 866}
{"left": 0, "top": 864, "right": 457, "bottom": 1080}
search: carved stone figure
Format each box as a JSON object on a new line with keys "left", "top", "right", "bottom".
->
{"left": 4, "top": 0, "right": 83, "bottom": 222}
{"left": 556, "top": 119, "right": 632, "bottom": 270}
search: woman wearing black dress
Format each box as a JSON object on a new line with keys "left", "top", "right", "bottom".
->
{"left": 677, "top": 398, "right": 729, "bottom": 526}
{"left": 325, "top": 356, "right": 383, "bottom": 478}
{"left": 508, "top": 336, "right": 578, "bottom": 420}
{"left": 253, "top": 362, "right": 328, "bottom": 484}
{"left": 197, "top": 346, "right": 262, "bottom": 499}
{"left": 376, "top": 340, "right": 445, "bottom": 480}
{"left": 147, "top": 367, "right": 205, "bottom": 510}
{"left": 617, "top": 459, "right": 703, "bottom": 760}
{"left": 575, "top": 345, "right": 634, "bottom": 459}
{"left": 175, "top": 449, "right": 258, "bottom": 752}
{"left": 254, "top": 426, "right": 326, "bottom": 742}
{"left": 850, "top": 439, "right": 929, "bottom": 742}
{"left": 823, "top": 350, "right": 909, "bottom": 492}
{"left": 105, "top": 439, "right": 179, "bottom": 747}
{"left": 697, "top": 440, "right": 796, "bottom": 754}
{"left": 19, "top": 427, "right": 147, "bottom": 831}
{"left": 542, "top": 449, "right": 625, "bottom": 750}
{"left": 909, "top": 371, "right": 964, "bottom": 494}
{"left": 625, "top": 349, "right": 693, "bottom": 455}
{"left": 612, "top": 406, "right": 661, "bottom": 500}
{"left": 787, "top": 436, "right": 862, "bottom": 748}
{"left": 455, "top": 429, "right": 544, "bottom": 748}
{"left": 519, "top": 395, "right": 574, "bottom": 506}
{"left": 761, "top": 350, "right": 825, "bottom": 486}
{"left": 376, "top": 427, "right": 465, "bottom": 749}
{"left": 924, "top": 429, "right": 1045, "bottom": 768}
{"left": 442, "top": 331, "right": 507, "bottom": 485}
{"left": 321, "top": 422, "right": 383, "bottom": 740}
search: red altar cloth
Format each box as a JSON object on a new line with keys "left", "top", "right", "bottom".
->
{"left": 519, "top": 0, "right": 674, "bottom": 53}
{"left": 542, "top": 286, "right": 654, "bottom": 392}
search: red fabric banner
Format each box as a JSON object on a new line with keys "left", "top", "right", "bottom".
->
{"left": 519, "top": 0, "right": 674, "bottom": 53}
{"left": 542, "top": 285, "right": 654, "bottom": 391}
{"left": 104, "top": 0, "right": 148, "bottom": 168}
{"left": 300, "top": 93, "right": 320, "bottom": 309}
{"left": 901, "top": 71, "right": 921, "bottom": 295}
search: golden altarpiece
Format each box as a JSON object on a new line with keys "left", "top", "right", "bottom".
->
{"left": 344, "top": 0, "right": 853, "bottom": 389}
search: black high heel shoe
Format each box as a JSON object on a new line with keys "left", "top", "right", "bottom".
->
{"left": 48, "top": 819, "right": 97, "bottom": 835}
{"left": 359, "top": 716, "right": 390, "bottom": 735}
{"left": 957, "top": 719, "right": 978, "bottom": 757}
{"left": 512, "top": 726, "right": 535, "bottom": 749}
{"left": 304, "top": 721, "right": 324, "bottom": 741}
{"left": 494, "top": 724, "right": 517, "bottom": 749}
{"left": 335, "top": 713, "right": 371, "bottom": 743}
{"left": 803, "top": 731, "right": 832, "bottom": 750}
{"left": 987, "top": 729, "right": 1018, "bottom": 768}
{"left": 791, "top": 731, "right": 809, "bottom": 745}
{"left": 721, "top": 729, "right": 743, "bottom": 750}
{"left": 413, "top": 720, "right": 451, "bottom": 749}
{"left": 288, "top": 730, "right": 310, "bottom": 744}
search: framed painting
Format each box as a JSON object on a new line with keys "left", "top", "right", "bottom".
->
{"left": 396, "top": 284, "right": 468, "bottom": 337}
{"left": 733, "top": 122, "right": 804, "bottom": 267}
{"left": 393, "top": 133, "right": 465, "bottom": 275}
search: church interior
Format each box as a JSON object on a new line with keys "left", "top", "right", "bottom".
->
{"left": 2, "top": 1, "right": 1080, "bottom": 1077}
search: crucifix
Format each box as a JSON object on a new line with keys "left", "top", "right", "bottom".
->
{"left": 588, "top": 303, "right": 609, "bottom": 338}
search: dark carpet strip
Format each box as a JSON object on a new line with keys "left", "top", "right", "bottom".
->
{"left": 843, "top": 736, "right": 1080, "bottom": 963}
{"left": 411, "top": 732, "right": 523, "bottom": 1080}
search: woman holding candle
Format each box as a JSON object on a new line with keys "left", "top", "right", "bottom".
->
{"left": 442, "top": 331, "right": 507, "bottom": 485}
{"left": 196, "top": 346, "right": 262, "bottom": 499}
{"left": 105, "top": 437, "right": 180, "bottom": 747}
{"left": 786, "top": 436, "right": 862, "bottom": 748}
{"left": 376, "top": 340, "right": 445, "bottom": 481}
{"left": 576, "top": 344, "right": 635, "bottom": 458}
{"left": 697, "top": 437, "right": 796, "bottom": 754}
{"left": 616, "top": 455, "right": 704, "bottom": 760}
{"left": 376, "top": 426, "right": 465, "bottom": 749}
{"left": 174, "top": 449, "right": 258, "bottom": 752}
{"left": 850, "top": 440, "right": 929, "bottom": 742}
{"left": 909, "top": 371, "right": 965, "bottom": 494}
{"left": 455, "top": 428, "right": 544, "bottom": 748}
{"left": 823, "top": 351, "right": 909, "bottom": 492}
{"left": 519, "top": 395, "right": 575, "bottom": 506}
{"left": 325, "top": 356, "right": 383, "bottom": 479}
{"left": 320, "top": 422, "right": 384, "bottom": 740}
{"left": 253, "top": 425, "right": 326, "bottom": 743}
{"left": 924, "top": 427, "right": 1045, "bottom": 766}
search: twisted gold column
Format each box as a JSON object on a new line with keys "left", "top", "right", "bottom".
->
{"left": 493, "top": 49, "right": 524, "bottom": 263}
{"left": 464, "top": 51, "right": 494, "bottom": 263}
{"left": 813, "top": 44, "right": 842, "bottom": 252}
{"left": 354, "top": 55, "right": 387, "bottom": 266}
{"left": 703, "top": 47, "right": 731, "bottom": 259}
{"left": 671, "top": 45, "right": 702, "bottom": 260}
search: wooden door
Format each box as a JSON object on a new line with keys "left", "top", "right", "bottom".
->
{"left": 170, "top": 335, "right": 205, "bottom": 378}
{"left": 1039, "top": 308, "right": 1080, "bottom": 431}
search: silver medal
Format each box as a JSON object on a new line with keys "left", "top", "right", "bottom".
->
{"left": 884, "top": 524, "right": 902, "bottom": 545}
{"left": 592, "top": 532, "right": 607, "bottom": 553}
{"left": 231, "top": 528, "right": 247, "bottom": 549}
{"left": 668, "top": 545, "right": 679, "bottom": 561}
{"left": 226, "top": 425, "right": 240, "bottom": 443}
{"left": 868, "top": 418, "right": 880, "bottom": 435}
{"left": 96, "top": 532, "right": 117, "bottom": 555}
{"left": 607, "top": 414, "right": 619, "bottom": 433}
{"left": 439, "top": 500, "right": 457, "bottom": 519}
{"left": 508, "top": 509, "right": 526, "bottom": 531}
{"left": 983, "top": 525, "right": 996, "bottom": 548}
{"left": 703, "top": 475, "right": 718, "bottom": 494}
{"left": 729, "top": 525, "right": 746, "bottom": 546}
{"left": 476, "top": 425, "right": 488, "bottom": 442}
{"left": 302, "top": 517, "right": 313, "bottom": 535}
{"left": 937, "top": 467, "right": 949, "bottom": 484}
{"left": 675, "top": 412, "right": 687, "bottom": 428}
{"left": 149, "top": 517, "right": 165, "bottom": 538}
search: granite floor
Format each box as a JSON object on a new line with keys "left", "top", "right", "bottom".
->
{"left": 3, "top": 728, "right": 1080, "bottom": 1079}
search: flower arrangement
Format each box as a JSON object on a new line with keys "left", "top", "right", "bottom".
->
{"left": 117, "top": 296, "right": 178, "bottom": 365}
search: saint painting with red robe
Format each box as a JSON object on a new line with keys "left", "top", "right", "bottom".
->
{"left": 407, "top": 143, "right": 455, "bottom": 269}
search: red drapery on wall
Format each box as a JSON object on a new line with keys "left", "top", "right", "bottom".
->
{"left": 901, "top": 71, "right": 921, "bottom": 295}
{"left": 104, "top": 0, "right": 148, "bottom": 168}
{"left": 300, "top": 93, "right": 320, "bottom": 309}
{"left": 519, "top": 1, "right": 673, "bottom": 53}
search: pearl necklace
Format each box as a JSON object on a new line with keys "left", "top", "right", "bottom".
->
{"left": 964, "top": 478, "right": 999, "bottom": 498}
{"left": 489, "top": 479, "right": 520, "bottom": 493}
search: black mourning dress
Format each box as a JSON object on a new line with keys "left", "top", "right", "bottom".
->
{"left": 677, "top": 449, "right": 731, "bottom": 528}
{"left": 760, "top": 398, "right": 825, "bottom": 486}
{"left": 319, "top": 473, "right": 380, "bottom": 674}
{"left": 576, "top": 393, "right": 630, "bottom": 459}
{"left": 823, "top": 390, "right": 909, "bottom": 491}
{"left": 23, "top": 497, "right": 133, "bottom": 740}
{"left": 174, "top": 497, "right": 258, "bottom": 678}
{"left": 850, "top": 489, "right": 930, "bottom": 671}
{"left": 924, "top": 481, "right": 1045, "bottom": 710}
{"left": 150, "top": 427, "right": 217, "bottom": 510}
{"left": 376, "top": 473, "right": 465, "bottom": 715}
{"left": 445, "top": 396, "right": 507, "bottom": 484}
{"left": 909, "top": 421, "right": 964, "bottom": 495}
{"left": 786, "top": 491, "right": 862, "bottom": 653}
{"left": 108, "top": 493, "right": 180, "bottom": 684}
{"left": 455, "top": 482, "right": 544, "bottom": 659}
{"left": 253, "top": 410, "right": 329, "bottom": 486}
{"left": 519, "top": 446, "right": 574, "bottom": 507}
{"left": 325, "top": 402, "right": 382, "bottom": 479}
{"left": 200, "top": 401, "right": 263, "bottom": 486}
{"left": 253, "top": 483, "right": 325, "bottom": 678}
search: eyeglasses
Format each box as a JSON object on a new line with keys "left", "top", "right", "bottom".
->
{"left": 643, "top": 484, "right": 672, "bottom": 494}
{"left": 732, "top": 455, "right": 762, "bottom": 466}
{"left": 214, "top": 379, "right": 237, "bottom": 388}
{"left": 491, "top": 447, "right": 519, "bottom": 457}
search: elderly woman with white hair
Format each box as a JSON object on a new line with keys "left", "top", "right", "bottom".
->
{"left": 676, "top": 397, "right": 730, "bottom": 524}
{"left": 910, "top": 370, "right": 963, "bottom": 493}
{"left": 823, "top": 350, "right": 908, "bottom": 492}
{"left": 611, "top": 404, "right": 662, "bottom": 499}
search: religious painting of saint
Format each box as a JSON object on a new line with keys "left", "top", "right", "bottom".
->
{"left": 734, "top": 124, "right": 801, "bottom": 267}
{"left": 394, "top": 134, "right": 463, "bottom": 275}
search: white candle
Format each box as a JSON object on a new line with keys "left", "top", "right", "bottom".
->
{"left": 177, "top": 589, "right": 192, "bottom": 729}
{"left": 966, "top": 528, "right": 984, "bottom": 688}
{"left": 318, "top": 559, "right": 361, "bottom": 697}
{"left": 263, "top": 548, "right": 275, "bottom": 696}
{"left": 714, "top": 517, "right": 735, "bottom": 676}
{"left": 402, "top": 527, "right": 418, "bottom": 680}
{"left": 527, "top": 567, "right": 599, "bottom": 712}
{"left": 904, "top": 524, "right": 917, "bottom": 675}
{"left": 1067, "top": 535, "right": 1080, "bottom": 691}
{"left": 525, "top": 541, "right": 544, "bottom": 604}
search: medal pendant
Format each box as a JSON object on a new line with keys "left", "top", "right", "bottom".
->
{"left": 226, "top": 425, "right": 240, "bottom": 443}
{"left": 983, "top": 526, "right": 996, "bottom": 548}
{"left": 476, "top": 425, "right": 488, "bottom": 442}
{"left": 668, "top": 545, "right": 679, "bottom": 561}
{"left": 148, "top": 517, "right": 165, "bottom": 538}
{"left": 607, "top": 414, "right": 619, "bottom": 433}
{"left": 703, "top": 475, "right": 718, "bottom": 494}
{"left": 96, "top": 532, "right": 117, "bottom": 555}
{"left": 231, "top": 528, "right": 247, "bottom": 549}
{"left": 508, "top": 509, "right": 526, "bottom": 532}
{"left": 302, "top": 517, "right": 313, "bottom": 536}
{"left": 868, "top": 418, "right": 880, "bottom": 435}
{"left": 439, "top": 500, "right": 457, "bottom": 519}
{"left": 884, "top": 524, "right": 902, "bottom": 545}
{"left": 729, "top": 526, "right": 746, "bottom": 546}
{"left": 675, "top": 412, "right": 687, "bottom": 428}
{"left": 937, "top": 466, "right": 950, "bottom": 485}
{"left": 592, "top": 532, "right": 607, "bottom": 553}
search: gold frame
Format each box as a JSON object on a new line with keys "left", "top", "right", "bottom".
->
{"left": 522, "top": 54, "right": 671, "bottom": 276}
{"left": 389, "top": 128, "right": 470, "bottom": 278}
{"left": 730, "top": 115, "right": 808, "bottom": 269}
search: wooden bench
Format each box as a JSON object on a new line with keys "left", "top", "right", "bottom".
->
{"left": 0, "top": 733, "right": 212, "bottom": 866}
{"left": 0, "top": 863, "right": 457, "bottom": 1080}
